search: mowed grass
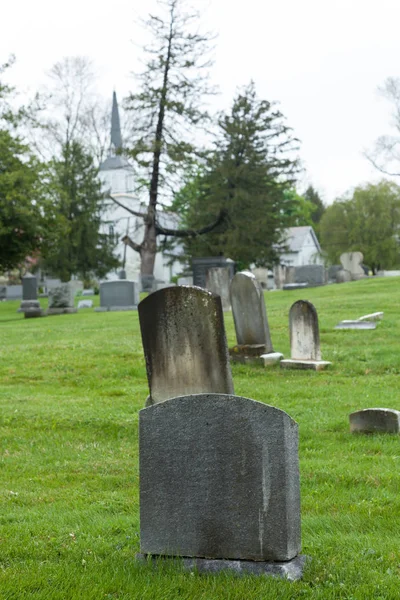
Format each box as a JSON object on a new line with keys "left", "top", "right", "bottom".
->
{"left": 0, "top": 277, "right": 400, "bottom": 599}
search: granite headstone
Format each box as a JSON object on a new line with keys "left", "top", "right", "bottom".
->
{"left": 206, "top": 267, "right": 231, "bottom": 311}
{"left": 95, "top": 280, "right": 139, "bottom": 312}
{"left": 349, "top": 408, "right": 400, "bottom": 434}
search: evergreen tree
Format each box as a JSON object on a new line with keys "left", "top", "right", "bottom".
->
{"left": 42, "top": 141, "right": 119, "bottom": 281}
{"left": 179, "top": 82, "right": 300, "bottom": 269}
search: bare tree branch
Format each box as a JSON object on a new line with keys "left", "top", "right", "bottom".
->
{"left": 155, "top": 209, "right": 227, "bottom": 237}
{"left": 108, "top": 194, "right": 147, "bottom": 218}
{"left": 121, "top": 235, "right": 142, "bottom": 253}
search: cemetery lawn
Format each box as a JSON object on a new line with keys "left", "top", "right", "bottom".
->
{"left": 1, "top": 278, "right": 400, "bottom": 599}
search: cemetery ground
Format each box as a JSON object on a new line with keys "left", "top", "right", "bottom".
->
{"left": 0, "top": 279, "right": 400, "bottom": 599}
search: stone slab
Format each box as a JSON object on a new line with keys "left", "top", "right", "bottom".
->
{"left": 47, "top": 308, "right": 77, "bottom": 315}
{"left": 358, "top": 312, "right": 383, "bottom": 322}
{"left": 260, "top": 352, "right": 284, "bottom": 365}
{"left": 136, "top": 553, "right": 308, "bottom": 581}
{"left": 283, "top": 283, "right": 308, "bottom": 290}
{"left": 280, "top": 359, "right": 331, "bottom": 371}
{"left": 138, "top": 287, "right": 234, "bottom": 404}
{"left": 349, "top": 408, "right": 400, "bottom": 433}
{"left": 99, "top": 280, "right": 139, "bottom": 308}
{"left": 17, "top": 300, "right": 43, "bottom": 318}
{"left": 230, "top": 271, "right": 273, "bottom": 351}
{"left": 294, "top": 265, "right": 325, "bottom": 286}
{"left": 335, "top": 321, "right": 376, "bottom": 330}
{"left": 139, "top": 394, "right": 301, "bottom": 562}
{"left": 82, "top": 289, "right": 94, "bottom": 296}
{"left": 77, "top": 300, "right": 93, "bottom": 309}
{"left": 340, "top": 252, "right": 365, "bottom": 279}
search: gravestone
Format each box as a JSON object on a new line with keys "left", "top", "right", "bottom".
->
{"left": 95, "top": 280, "right": 139, "bottom": 312}
{"left": 17, "top": 274, "right": 43, "bottom": 318}
{"left": 335, "top": 320, "right": 376, "bottom": 330}
{"left": 140, "top": 274, "right": 155, "bottom": 293}
{"left": 340, "top": 252, "right": 365, "bottom": 280}
{"left": 138, "top": 393, "right": 305, "bottom": 579}
{"left": 327, "top": 265, "right": 342, "bottom": 282}
{"left": 138, "top": 286, "right": 234, "bottom": 405}
{"left": 47, "top": 283, "right": 77, "bottom": 315}
{"left": 293, "top": 265, "right": 325, "bottom": 286}
{"left": 192, "top": 257, "right": 235, "bottom": 289}
{"left": 349, "top": 408, "right": 400, "bottom": 434}
{"left": 229, "top": 271, "right": 283, "bottom": 365}
{"left": 77, "top": 299, "right": 93, "bottom": 309}
{"left": 281, "top": 300, "right": 331, "bottom": 370}
{"left": 82, "top": 289, "right": 94, "bottom": 296}
{"left": 6, "top": 285, "right": 23, "bottom": 300}
{"left": 335, "top": 269, "right": 352, "bottom": 283}
{"left": 358, "top": 312, "right": 383, "bottom": 322}
{"left": 206, "top": 267, "right": 231, "bottom": 311}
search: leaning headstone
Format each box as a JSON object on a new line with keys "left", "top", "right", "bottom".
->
{"left": 229, "top": 271, "right": 283, "bottom": 365}
{"left": 17, "top": 274, "right": 43, "bottom": 318}
{"left": 281, "top": 300, "right": 331, "bottom": 370}
{"left": 95, "top": 280, "right": 139, "bottom": 312}
{"left": 77, "top": 299, "right": 93, "bottom": 309}
{"left": 138, "top": 286, "right": 234, "bottom": 405}
{"left": 138, "top": 393, "right": 305, "bottom": 579}
{"left": 335, "top": 320, "right": 376, "bottom": 330}
{"left": 47, "top": 284, "right": 77, "bottom": 315}
{"left": 206, "top": 267, "right": 231, "bottom": 311}
{"left": 349, "top": 408, "right": 400, "bottom": 434}
{"left": 340, "top": 252, "right": 365, "bottom": 280}
{"left": 358, "top": 312, "right": 383, "bottom": 322}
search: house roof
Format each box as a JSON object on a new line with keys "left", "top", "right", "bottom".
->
{"left": 283, "top": 226, "right": 321, "bottom": 253}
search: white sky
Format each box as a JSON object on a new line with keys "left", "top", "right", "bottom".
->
{"left": 2, "top": 0, "right": 400, "bottom": 204}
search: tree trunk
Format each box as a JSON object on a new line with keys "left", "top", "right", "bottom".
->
{"left": 140, "top": 219, "right": 158, "bottom": 275}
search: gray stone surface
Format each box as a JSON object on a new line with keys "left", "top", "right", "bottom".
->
{"left": 136, "top": 553, "right": 308, "bottom": 581}
{"left": 335, "top": 269, "right": 352, "bottom": 283}
{"left": 349, "top": 408, "right": 400, "bottom": 434}
{"left": 206, "top": 267, "right": 231, "bottom": 311}
{"left": 6, "top": 285, "right": 22, "bottom": 300}
{"left": 82, "top": 289, "right": 94, "bottom": 296}
{"left": 230, "top": 271, "right": 273, "bottom": 351}
{"left": 17, "top": 300, "right": 43, "bottom": 318}
{"left": 281, "top": 300, "right": 331, "bottom": 370}
{"left": 22, "top": 274, "right": 37, "bottom": 300}
{"left": 99, "top": 280, "right": 139, "bottom": 310}
{"left": 358, "top": 312, "right": 383, "bottom": 321}
{"left": 0, "top": 286, "right": 6, "bottom": 300}
{"left": 139, "top": 393, "right": 301, "bottom": 562}
{"left": 48, "top": 284, "right": 74, "bottom": 309}
{"left": 78, "top": 299, "right": 93, "bottom": 309}
{"left": 140, "top": 274, "right": 155, "bottom": 293}
{"left": 138, "top": 286, "right": 234, "bottom": 404}
{"left": 327, "top": 265, "right": 342, "bottom": 281}
{"left": 335, "top": 320, "right": 376, "bottom": 330}
{"left": 192, "top": 257, "right": 235, "bottom": 289}
{"left": 293, "top": 265, "right": 325, "bottom": 286}
{"left": 283, "top": 283, "right": 308, "bottom": 290}
{"left": 340, "top": 252, "right": 365, "bottom": 280}
{"left": 47, "top": 307, "right": 77, "bottom": 315}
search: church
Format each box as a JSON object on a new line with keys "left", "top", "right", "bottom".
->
{"left": 98, "top": 92, "right": 183, "bottom": 285}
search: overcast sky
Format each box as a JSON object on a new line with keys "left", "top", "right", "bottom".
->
{"left": 2, "top": 0, "right": 400, "bottom": 203}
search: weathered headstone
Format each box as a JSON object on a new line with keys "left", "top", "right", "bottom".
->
{"left": 358, "top": 312, "right": 383, "bottom": 322}
{"left": 349, "top": 408, "right": 400, "bottom": 434}
{"left": 206, "top": 267, "right": 231, "bottom": 311}
{"left": 335, "top": 269, "right": 352, "bottom": 283}
{"left": 229, "top": 271, "right": 283, "bottom": 365}
{"left": 77, "top": 299, "right": 93, "bottom": 309}
{"left": 280, "top": 300, "right": 331, "bottom": 370}
{"left": 17, "top": 274, "right": 43, "bottom": 318}
{"left": 138, "top": 393, "right": 304, "bottom": 578}
{"left": 95, "top": 280, "right": 139, "bottom": 312}
{"left": 138, "top": 286, "right": 234, "bottom": 405}
{"left": 340, "top": 252, "right": 365, "bottom": 280}
{"left": 47, "top": 283, "right": 77, "bottom": 315}
{"left": 293, "top": 265, "right": 325, "bottom": 286}
{"left": 192, "top": 257, "right": 235, "bottom": 289}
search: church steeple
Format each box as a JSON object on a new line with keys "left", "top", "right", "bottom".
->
{"left": 110, "top": 91, "right": 122, "bottom": 152}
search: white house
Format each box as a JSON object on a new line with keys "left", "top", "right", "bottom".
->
{"left": 99, "top": 92, "right": 183, "bottom": 283}
{"left": 278, "top": 226, "right": 323, "bottom": 267}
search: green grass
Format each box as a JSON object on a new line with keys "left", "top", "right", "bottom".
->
{"left": 1, "top": 278, "right": 400, "bottom": 599}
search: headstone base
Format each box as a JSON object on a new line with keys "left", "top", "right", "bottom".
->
{"left": 335, "top": 321, "right": 376, "bottom": 330}
{"left": 94, "top": 305, "right": 137, "bottom": 312}
{"left": 18, "top": 300, "right": 44, "bottom": 318}
{"left": 230, "top": 346, "right": 283, "bottom": 366}
{"left": 280, "top": 359, "right": 331, "bottom": 371}
{"left": 46, "top": 308, "right": 77, "bottom": 316}
{"left": 136, "top": 554, "right": 308, "bottom": 581}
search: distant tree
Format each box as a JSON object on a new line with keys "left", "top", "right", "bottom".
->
{"left": 283, "top": 188, "right": 315, "bottom": 227}
{"left": 41, "top": 141, "right": 119, "bottom": 282}
{"left": 114, "top": 0, "right": 224, "bottom": 278}
{"left": 320, "top": 180, "right": 400, "bottom": 271}
{"left": 174, "top": 82, "right": 300, "bottom": 270}
{"left": 304, "top": 185, "right": 325, "bottom": 225}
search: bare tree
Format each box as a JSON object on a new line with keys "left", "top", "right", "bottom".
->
{"left": 116, "top": 0, "right": 225, "bottom": 277}
{"left": 366, "top": 77, "right": 400, "bottom": 177}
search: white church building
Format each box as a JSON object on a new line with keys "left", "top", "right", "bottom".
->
{"left": 98, "top": 92, "right": 183, "bottom": 284}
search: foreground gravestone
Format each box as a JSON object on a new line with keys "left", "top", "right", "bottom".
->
{"left": 95, "top": 280, "right": 139, "bottom": 312}
{"left": 281, "top": 300, "right": 331, "bottom": 371}
{"left": 138, "top": 286, "right": 234, "bottom": 405}
{"left": 138, "top": 393, "right": 305, "bottom": 579}
{"left": 229, "top": 271, "right": 283, "bottom": 365}
{"left": 47, "top": 284, "right": 77, "bottom": 315}
{"left": 349, "top": 408, "right": 400, "bottom": 434}
{"left": 206, "top": 267, "right": 231, "bottom": 311}
{"left": 17, "top": 274, "right": 43, "bottom": 318}
{"left": 340, "top": 252, "right": 365, "bottom": 280}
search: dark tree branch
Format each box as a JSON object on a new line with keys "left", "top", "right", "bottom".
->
{"left": 364, "top": 152, "right": 400, "bottom": 177}
{"left": 121, "top": 235, "right": 142, "bottom": 253}
{"left": 155, "top": 209, "right": 227, "bottom": 237}
{"left": 109, "top": 194, "right": 147, "bottom": 218}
